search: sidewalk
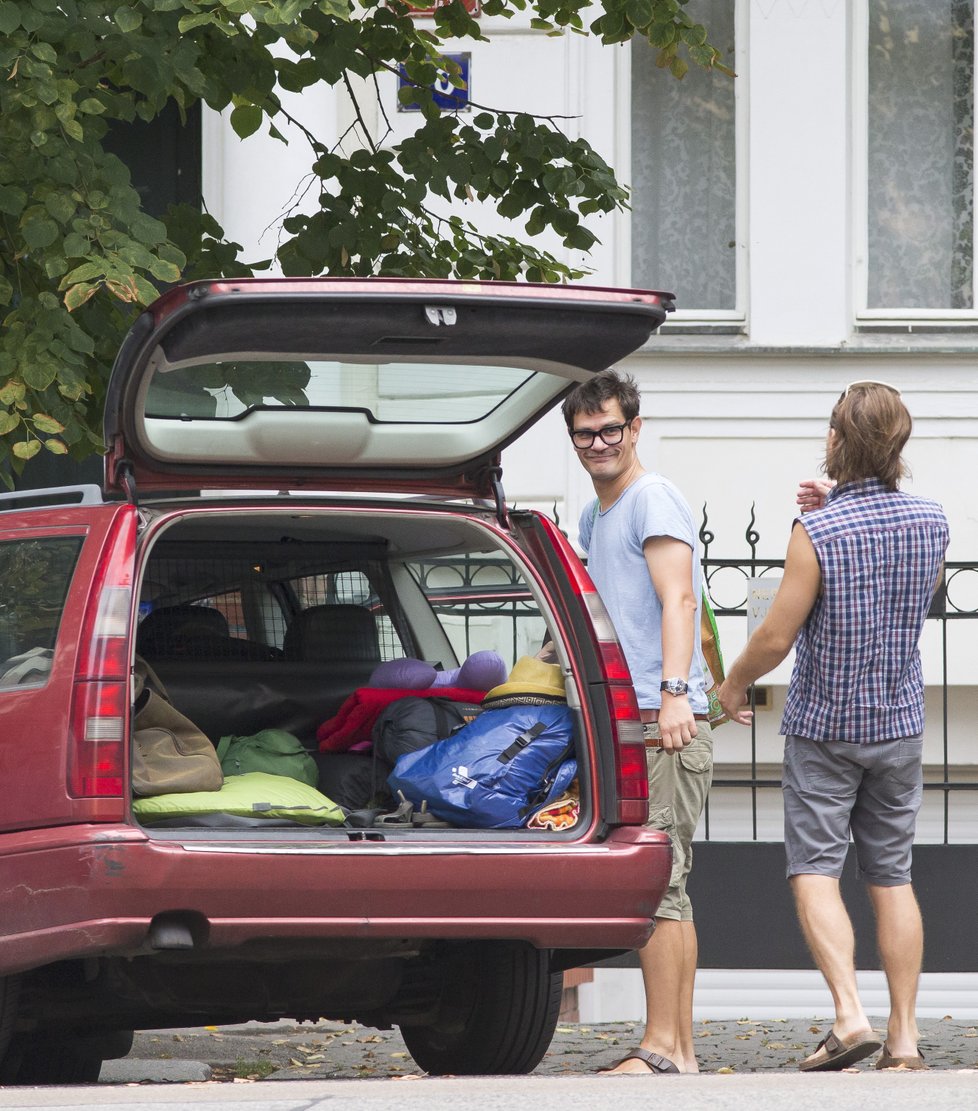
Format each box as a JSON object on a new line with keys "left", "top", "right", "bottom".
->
{"left": 102, "top": 1016, "right": 978, "bottom": 1083}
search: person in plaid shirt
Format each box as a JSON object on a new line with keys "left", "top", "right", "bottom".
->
{"left": 719, "top": 381, "right": 948, "bottom": 1074}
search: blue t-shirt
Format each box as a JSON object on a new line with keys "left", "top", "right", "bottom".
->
{"left": 579, "top": 473, "right": 708, "bottom": 713}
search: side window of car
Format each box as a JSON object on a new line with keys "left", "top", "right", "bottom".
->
{"left": 0, "top": 536, "right": 83, "bottom": 689}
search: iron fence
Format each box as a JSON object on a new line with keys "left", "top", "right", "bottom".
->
{"left": 699, "top": 505, "right": 977, "bottom": 845}
{"left": 416, "top": 507, "right": 977, "bottom": 845}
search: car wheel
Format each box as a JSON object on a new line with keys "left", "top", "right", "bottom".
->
{"left": 0, "top": 1028, "right": 132, "bottom": 1085}
{"left": 400, "top": 940, "right": 562, "bottom": 1075}
{"left": 0, "top": 976, "right": 20, "bottom": 1068}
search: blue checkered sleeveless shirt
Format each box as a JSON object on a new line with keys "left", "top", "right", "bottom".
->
{"left": 780, "top": 478, "right": 949, "bottom": 743}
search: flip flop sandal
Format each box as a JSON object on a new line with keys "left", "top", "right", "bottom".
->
{"left": 876, "top": 1046, "right": 928, "bottom": 1070}
{"left": 799, "top": 1030, "right": 882, "bottom": 1072}
{"left": 601, "top": 1048, "right": 680, "bottom": 1075}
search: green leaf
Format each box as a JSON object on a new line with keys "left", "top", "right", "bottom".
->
{"left": 230, "top": 105, "right": 263, "bottom": 139}
{"left": 626, "top": 0, "right": 654, "bottom": 29}
{"left": 32, "top": 413, "right": 66, "bottom": 435}
{"left": 649, "top": 20, "right": 677, "bottom": 48}
{"left": 21, "top": 216, "right": 59, "bottom": 249}
{"left": 0, "top": 185, "right": 27, "bottom": 217}
{"left": 30, "top": 41, "right": 57, "bottom": 64}
{"left": 64, "top": 282, "right": 99, "bottom": 312}
{"left": 148, "top": 258, "right": 183, "bottom": 283}
{"left": 0, "top": 412, "right": 19, "bottom": 436}
{"left": 114, "top": 5, "right": 143, "bottom": 33}
{"left": 0, "top": 3, "right": 22, "bottom": 35}
{"left": 44, "top": 438, "right": 69, "bottom": 455}
{"left": 177, "top": 12, "right": 214, "bottom": 32}
{"left": 0, "top": 380, "right": 25, "bottom": 406}
{"left": 12, "top": 440, "right": 42, "bottom": 461}
{"left": 21, "top": 361, "right": 58, "bottom": 391}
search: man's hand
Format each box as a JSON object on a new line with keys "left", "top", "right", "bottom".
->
{"left": 656, "top": 696, "right": 698, "bottom": 754}
{"left": 718, "top": 679, "right": 753, "bottom": 726}
{"left": 796, "top": 478, "right": 835, "bottom": 513}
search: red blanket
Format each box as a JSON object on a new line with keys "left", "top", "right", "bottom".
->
{"left": 316, "top": 687, "right": 488, "bottom": 753}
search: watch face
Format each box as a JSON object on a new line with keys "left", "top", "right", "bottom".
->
{"left": 662, "top": 678, "right": 689, "bottom": 696}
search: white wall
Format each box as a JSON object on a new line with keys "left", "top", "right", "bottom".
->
{"left": 202, "top": 1, "right": 978, "bottom": 787}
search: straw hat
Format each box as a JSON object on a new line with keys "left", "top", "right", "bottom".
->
{"left": 481, "top": 657, "right": 566, "bottom": 709}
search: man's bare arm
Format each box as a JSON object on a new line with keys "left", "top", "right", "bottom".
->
{"left": 645, "top": 535, "right": 698, "bottom": 754}
{"left": 718, "top": 524, "right": 822, "bottom": 726}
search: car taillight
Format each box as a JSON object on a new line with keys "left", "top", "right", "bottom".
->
{"left": 536, "top": 517, "right": 648, "bottom": 824}
{"left": 68, "top": 511, "right": 137, "bottom": 798}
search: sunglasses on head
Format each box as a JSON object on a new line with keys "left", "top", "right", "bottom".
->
{"left": 842, "top": 380, "right": 901, "bottom": 399}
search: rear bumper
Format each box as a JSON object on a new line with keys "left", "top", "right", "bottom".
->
{"left": 0, "top": 825, "right": 671, "bottom": 976}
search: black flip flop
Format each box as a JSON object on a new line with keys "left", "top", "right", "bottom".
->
{"left": 601, "top": 1048, "right": 680, "bottom": 1075}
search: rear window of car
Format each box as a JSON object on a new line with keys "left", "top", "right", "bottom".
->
{"left": 145, "top": 360, "right": 532, "bottom": 423}
{"left": 0, "top": 536, "right": 83, "bottom": 689}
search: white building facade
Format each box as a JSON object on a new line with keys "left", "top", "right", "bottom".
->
{"left": 202, "top": 0, "right": 978, "bottom": 1019}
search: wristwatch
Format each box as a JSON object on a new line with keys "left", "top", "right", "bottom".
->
{"left": 660, "top": 677, "right": 689, "bottom": 697}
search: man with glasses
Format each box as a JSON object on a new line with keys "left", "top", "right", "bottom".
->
{"left": 719, "top": 381, "right": 948, "bottom": 1072}
{"left": 562, "top": 369, "right": 713, "bottom": 1075}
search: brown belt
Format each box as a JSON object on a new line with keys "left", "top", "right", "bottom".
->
{"left": 640, "top": 709, "right": 710, "bottom": 723}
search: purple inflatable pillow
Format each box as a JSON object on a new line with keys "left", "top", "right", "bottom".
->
{"left": 368, "top": 658, "right": 437, "bottom": 690}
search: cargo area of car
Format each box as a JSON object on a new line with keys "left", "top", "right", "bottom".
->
{"left": 131, "top": 500, "right": 586, "bottom": 837}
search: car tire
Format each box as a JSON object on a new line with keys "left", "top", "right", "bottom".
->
{"left": 400, "top": 940, "right": 562, "bottom": 1075}
{"left": 0, "top": 1028, "right": 132, "bottom": 1085}
{"left": 0, "top": 976, "right": 20, "bottom": 1068}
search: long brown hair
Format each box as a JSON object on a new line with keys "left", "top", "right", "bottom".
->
{"left": 825, "top": 383, "right": 911, "bottom": 490}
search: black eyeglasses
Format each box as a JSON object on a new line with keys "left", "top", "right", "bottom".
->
{"left": 569, "top": 420, "right": 633, "bottom": 449}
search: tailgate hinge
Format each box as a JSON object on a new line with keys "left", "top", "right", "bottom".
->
{"left": 488, "top": 466, "right": 511, "bottom": 530}
{"left": 114, "top": 459, "right": 137, "bottom": 505}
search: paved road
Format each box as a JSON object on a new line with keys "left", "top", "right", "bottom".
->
{"left": 101, "top": 1015, "right": 978, "bottom": 1083}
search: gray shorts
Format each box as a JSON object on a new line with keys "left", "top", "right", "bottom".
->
{"left": 782, "top": 734, "right": 923, "bottom": 886}
{"left": 645, "top": 723, "right": 714, "bottom": 921}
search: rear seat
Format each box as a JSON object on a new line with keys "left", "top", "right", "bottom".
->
{"left": 137, "top": 603, "right": 382, "bottom": 746}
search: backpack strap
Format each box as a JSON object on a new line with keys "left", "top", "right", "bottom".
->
{"left": 498, "top": 722, "right": 546, "bottom": 763}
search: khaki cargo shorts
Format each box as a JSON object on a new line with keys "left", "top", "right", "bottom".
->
{"left": 644, "top": 721, "right": 714, "bottom": 921}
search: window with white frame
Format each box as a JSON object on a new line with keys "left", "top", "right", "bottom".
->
{"left": 862, "top": 0, "right": 975, "bottom": 317}
{"left": 630, "top": 0, "right": 739, "bottom": 318}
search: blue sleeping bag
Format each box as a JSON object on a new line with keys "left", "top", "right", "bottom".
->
{"left": 387, "top": 704, "right": 576, "bottom": 829}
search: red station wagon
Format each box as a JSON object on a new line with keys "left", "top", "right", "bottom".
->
{"left": 0, "top": 278, "right": 674, "bottom": 1083}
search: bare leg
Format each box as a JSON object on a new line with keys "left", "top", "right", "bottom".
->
{"left": 790, "top": 874, "right": 873, "bottom": 1039}
{"left": 677, "top": 921, "right": 699, "bottom": 1072}
{"left": 867, "top": 883, "right": 922, "bottom": 1058}
{"left": 603, "top": 918, "right": 696, "bottom": 1073}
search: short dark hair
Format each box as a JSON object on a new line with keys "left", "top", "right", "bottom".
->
{"left": 561, "top": 370, "right": 641, "bottom": 428}
{"left": 825, "top": 384, "right": 911, "bottom": 490}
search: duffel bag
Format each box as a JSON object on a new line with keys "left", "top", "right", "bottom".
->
{"left": 216, "top": 728, "right": 318, "bottom": 787}
{"left": 386, "top": 704, "right": 576, "bottom": 829}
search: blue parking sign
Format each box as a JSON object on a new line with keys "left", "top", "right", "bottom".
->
{"left": 398, "top": 53, "right": 470, "bottom": 112}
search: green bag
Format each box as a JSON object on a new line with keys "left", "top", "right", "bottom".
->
{"left": 216, "top": 729, "right": 318, "bottom": 787}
